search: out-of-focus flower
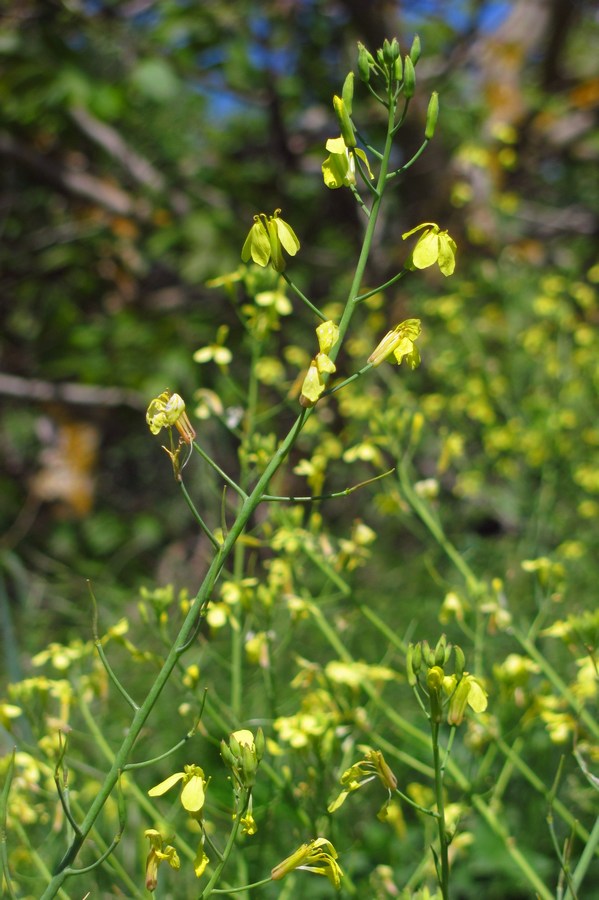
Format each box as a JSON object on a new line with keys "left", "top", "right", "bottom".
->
{"left": 144, "top": 829, "right": 180, "bottom": 893}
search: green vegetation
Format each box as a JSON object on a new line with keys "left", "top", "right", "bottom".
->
{"left": 1, "top": 3, "right": 598, "bottom": 898}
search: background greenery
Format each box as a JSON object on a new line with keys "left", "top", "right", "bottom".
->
{"left": 1, "top": 1, "right": 598, "bottom": 897}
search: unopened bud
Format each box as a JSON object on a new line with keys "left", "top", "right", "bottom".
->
{"left": 407, "top": 644, "right": 417, "bottom": 686}
{"left": 410, "top": 34, "right": 421, "bottom": 65}
{"left": 434, "top": 635, "right": 447, "bottom": 666}
{"left": 393, "top": 56, "right": 403, "bottom": 82}
{"left": 454, "top": 645, "right": 465, "bottom": 680}
{"left": 403, "top": 55, "right": 415, "bottom": 98}
{"left": 342, "top": 71, "right": 354, "bottom": 116}
{"left": 333, "top": 95, "right": 356, "bottom": 148}
{"left": 426, "top": 665, "right": 444, "bottom": 692}
{"left": 422, "top": 640, "right": 434, "bottom": 667}
{"left": 220, "top": 740, "right": 236, "bottom": 768}
{"left": 382, "top": 38, "right": 400, "bottom": 65}
{"left": 425, "top": 91, "right": 439, "bottom": 140}
{"left": 357, "top": 43, "right": 374, "bottom": 82}
{"left": 255, "top": 727, "right": 265, "bottom": 761}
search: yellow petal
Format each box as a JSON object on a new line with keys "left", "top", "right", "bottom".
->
{"left": 181, "top": 774, "right": 205, "bottom": 813}
{"left": 148, "top": 771, "right": 185, "bottom": 796}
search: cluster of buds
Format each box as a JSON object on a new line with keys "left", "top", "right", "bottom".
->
{"left": 299, "top": 320, "right": 340, "bottom": 407}
{"left": 357, "top": 36, "right": 439, "bottom": 140}
{"left": 407, "top": 636, "right": 488, "bottom": 726}
{"left": 220, "top": 728, "right": 264, "bottom": 789}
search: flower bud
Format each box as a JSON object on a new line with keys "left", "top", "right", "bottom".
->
{"left": 220, "top": 739, "right": 237, "bottom": 768}
{"left": 454, "top": 645, "right": 465, "bottom": 680}
{"left": 255, "top": 726, "right": 265, "bottom": 761}
{"left": 357, "top": 43, "right": 374, "bottom": 82}
{"left": 403, "top": 55, "right": 415, "bottom": 98}
{"left": 333, "top": 95, "right": 356, "bottom": 148}
{"left": 393, "top": 56, "right": 403, "bottom": 82}
{"left": 434, "top": 635, "right": 447, "bottom": 666}
{"left": 421, "top": 640, "right": 434, "bottom": 667}
{"left": 412, "top": 641, "right": 422, "bottom": 673}
{"left": 409, "top": 34, "right": 421, "bottom": 65}
{"left": 406, "top": 644, "right": 417, "bottom": 686}
{"left": 427, "top": 665, "right": 444, "bottom": 692}
{"left": 382, "top": 38, "right": 400, "bottom": 65}
{"left": 341, "top": 71, "right": 354, "bottom": 116}
{"left": 425, "top": 91, "right": 439, "bottom": 140}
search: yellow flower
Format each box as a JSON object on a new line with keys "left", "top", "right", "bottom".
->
{"left": 299, "top": 320, "right": 339, "bottom": 407}
{"left": 328, "top": 748, "right": 397, "bottom": 819}
{"left": 444, "top": 673, "right": 488, "bottom": 726}
{"left": 241, "top": 209, "right": 300, "bottom": 272}
{"left": 271, "top": 837, "right": 343, "bottom": 888}
{"left": 148, "top": 764, "right": 207, "bottom": 818}
{"left": 368, "top": 318, "right": 421, "bottom": 368}
{"left": 146, "top": 390, "right": 196, "bottom": 443}
{"left": 144, "top": 829, "right": 180, "bottom": 892}
{"left": 402, "top": 223, "right": 457, "bottom": 276}
{"left": 322, "top": 136, "right": 373, "bottom": 189}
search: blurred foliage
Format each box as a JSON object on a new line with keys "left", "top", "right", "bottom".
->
{"left": 1, "top": 0, "right": 599, "bottom": 896}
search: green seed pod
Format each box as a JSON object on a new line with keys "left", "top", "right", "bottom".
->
{"left": 410, "top": 34, "right": 421, "bottom": 65}
{"left": 342, "top": 71, "right": 354, "bottom": 116}
{"left": 425, "top": 91, "right": 439, "bottom": 140}
{"left": 333, "top": 95, "right": 356, "bottom": 148}
{"left": 403, "top": 55, "right": 415, "bottom": 98}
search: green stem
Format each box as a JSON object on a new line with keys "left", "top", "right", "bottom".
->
{"left": 281, "top": 272, "right": 327, "bottom": 321}
{"left": 431, "top": 720, "right": 450, "bottom": 899}
{"left": 354, "top": 268, "right": 407, "bottom": 303}
{"left": 210, "top": 876, "right": 273, "bottom": 893}
{"left": 199, "top": 792, "right": 249, "bottom": 897}
{"left": 512, "top": 627, "right": 599, "bottom": 741}
{"left": 179, "top": 478, "right": 220, "bottom": 549}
